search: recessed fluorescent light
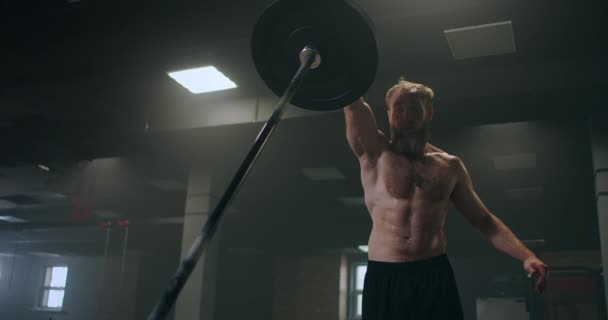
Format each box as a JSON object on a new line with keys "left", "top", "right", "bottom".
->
{"left": 357, "top": 245, "right": 368, "bottom": 253}
{"left": 0, "top": 200, "right": 17, "bottom": 210}
{"left": 338, "top": 197, "right": 366, "bottom": 206}
{"left": 37, "top": 164, "right": 50, "bottom": 172}
{"left": 505, "top": 186, "right": 544, "bottom": 199}
{"left": 521, "top": 239, "right": 546, "bottom": 248}
{"left": 139, "top": 217, "right": 185, "bottom": 225}
{"left": 168, "top": 66, "right": 237, "bottom": 94}
{"left": 0, "top": 216, "right": 27, "bottom": 223}
{"left": 29, "top": 191, "right": 68, "bottom": 200}
{"left": 11, "top": 240, "right": 93, "bottom": 244}
{"left": 28, "top": 252, "right": 62, "bottom": 258}
{"left": 301, "top": 168, "right": 346, "bottom": 181}
{"left": 92, "top": 210, "right": 123, "bottom": 219}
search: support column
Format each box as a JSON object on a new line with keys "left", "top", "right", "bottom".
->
{"left": 175, "top": 167, "right": 220, "bottom": 320}
{"left": 590, "top": 111, "right": 608, "bottom": 314}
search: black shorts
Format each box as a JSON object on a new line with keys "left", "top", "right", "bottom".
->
{"left": 362, "top": 254, "right": 464, "bottom": 320}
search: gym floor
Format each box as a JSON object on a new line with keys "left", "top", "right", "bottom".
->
{"left": 0, "top": 0, "right": 606, "bottom": 320}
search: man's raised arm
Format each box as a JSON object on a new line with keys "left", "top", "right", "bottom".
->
{"left": 344, "top": 98, "right": 386, "bottom": 160}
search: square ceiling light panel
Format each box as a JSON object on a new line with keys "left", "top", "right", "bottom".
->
{"left": 168, "top": 66, "right": 237, "bottom": 94}
{"left": 445, "top": 21, "right": 516, "bottom": 60}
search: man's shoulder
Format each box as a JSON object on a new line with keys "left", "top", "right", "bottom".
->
{"left": 427, "top": 144, "right": 456, "bottom": 158}
{"left": 426, "top": 147, "right": 463, "bottom": 169}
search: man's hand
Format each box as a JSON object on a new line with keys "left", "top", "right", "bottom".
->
{"left": 524, "top": 256, "right": 549, "bottom": 293}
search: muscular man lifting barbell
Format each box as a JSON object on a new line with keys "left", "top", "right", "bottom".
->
{"left": 345, "top": 78, "right": 549, "bottom": 319}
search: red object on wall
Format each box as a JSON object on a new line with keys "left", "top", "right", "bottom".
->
{"left": 98, "top": 221, "right": 112, "bottom": 229}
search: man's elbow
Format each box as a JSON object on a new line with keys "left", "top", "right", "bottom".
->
{"left": 475, "top": 214, "right": 499, "bottom": 239}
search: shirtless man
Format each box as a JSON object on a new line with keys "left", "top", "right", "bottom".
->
{"left": 344, "top": 79, "right": 548, "bottom": 319}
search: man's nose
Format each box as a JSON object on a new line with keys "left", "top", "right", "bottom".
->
{"left": 407, "top": 105, "right": 423, "bottom": 117}
{"left": 397, "top": 108, "right": 416, "bottom": 118}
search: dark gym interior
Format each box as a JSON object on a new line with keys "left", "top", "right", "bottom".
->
{"left": 1, "top": 0, "right": 607, "bottom": 319}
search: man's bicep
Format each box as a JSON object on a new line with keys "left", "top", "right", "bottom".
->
{"left": 344, "top": 100, "right": 384, "bottom": 158}
{"left": 450, "top": 159, "right": 493, "bottom": 229}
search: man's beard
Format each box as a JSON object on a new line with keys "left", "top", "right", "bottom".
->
{"left": 390, "top": 122, "right": 431, "bottom": 159}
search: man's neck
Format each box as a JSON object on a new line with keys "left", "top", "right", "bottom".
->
{"left": 390, "top": 127, "right": 429, "bottom": 160}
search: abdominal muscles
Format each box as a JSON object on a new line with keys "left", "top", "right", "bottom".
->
{"left": 365, "top": 191, "right": 449, "bottom": 262}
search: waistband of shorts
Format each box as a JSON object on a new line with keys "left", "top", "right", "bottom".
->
{"left": 367, "top": 254, "right": 450, "bottom": 272}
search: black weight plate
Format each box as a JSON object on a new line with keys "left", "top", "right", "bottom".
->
{"left": 251, "top": 0, "right": 378, "bottom": 111}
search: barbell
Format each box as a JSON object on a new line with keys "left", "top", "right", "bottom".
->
{"left": 147, "top": 1, "right": 378, "bottom": 318}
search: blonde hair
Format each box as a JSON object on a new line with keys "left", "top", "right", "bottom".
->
{"left": 385, "top": 77, "right": 435, "bottom": 109}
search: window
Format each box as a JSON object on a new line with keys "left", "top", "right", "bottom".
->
{"left": 350, "top": 262, "right": 367, "bottom": 319}
{"left": 40, "top": 266, "right": 68, "bottom": 310}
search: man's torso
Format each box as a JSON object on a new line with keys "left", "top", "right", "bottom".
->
{"left": 361, "top": 146, "right": 459, "bottom": 262}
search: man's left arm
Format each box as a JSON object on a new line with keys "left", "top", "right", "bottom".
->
{"left": 450, "top": 157, "right": 549, "bottom": 293}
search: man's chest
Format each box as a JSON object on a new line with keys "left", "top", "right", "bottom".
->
{"left": 371, "top": 154, "right": 456, "bottom": 201}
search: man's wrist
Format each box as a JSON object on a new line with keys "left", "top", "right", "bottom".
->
{"left": 522, "top": 251, "right": 537, "bottom": 261}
